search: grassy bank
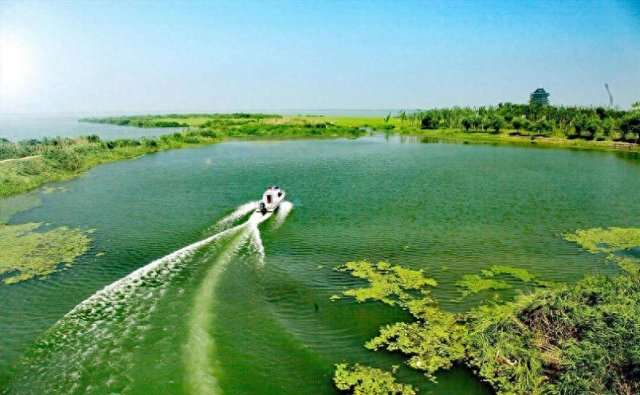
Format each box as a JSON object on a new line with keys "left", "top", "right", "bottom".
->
{"left": 311, "top": 115, "right": 639, "bottom": 153}
{"left": 81, "top": 111, "right": 640, "bottom": 153}
{"left": 412, "top": 128, "right": 640, "bottom": 153}
{"left": 0, "top": 115, "right": 363, "bottom": 198}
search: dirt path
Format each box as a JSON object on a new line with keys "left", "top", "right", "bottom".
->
{"left": 0, "top": 155, "right": 41, "bottom": 164}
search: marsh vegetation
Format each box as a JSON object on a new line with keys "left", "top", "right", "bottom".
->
{"left": 0, "top": 114, "right": 363, "bottom": 198}
{"left": 333, "top": 227, "right": 640, "bottom": 395}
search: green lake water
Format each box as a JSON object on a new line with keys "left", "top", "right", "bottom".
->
{"left": 1, "top": 134, "right": 639, "bottom": 394}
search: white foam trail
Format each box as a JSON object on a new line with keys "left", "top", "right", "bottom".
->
{"left": 11, "top": 201, "right": 285, "bottom": 394}
{"left": 185, "top": 210, "right": 273, "bottom": 394}
{"left": 208, "top": 201, "right": 257, "bottom": 233}
{"left": 184, "top": 231, "right": 246, "bottom": 395}
{"left": 9, "top": 224, "right": 244, "bottom": 394}
{"left": 272, "top": 201, "right": 293, "bottom": 230}
{"left": 247, "top": 211, "right": 271, "bottom": 266}
{"left": 70, "top": 225, "right": 243, "bottom": 314}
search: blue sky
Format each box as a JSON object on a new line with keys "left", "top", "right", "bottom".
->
{"left": 0, "top": 0, "right": 639, "bottom": 114}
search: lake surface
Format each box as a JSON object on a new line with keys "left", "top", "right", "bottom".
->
{"left": 1, "top": 134, "right": 639, "bottom": 394}
{"left": 0, "top": 114, "right": 182, "bottom": 142}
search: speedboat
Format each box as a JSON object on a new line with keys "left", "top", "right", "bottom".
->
{"left": 257, "top": 186, "right": 286, "bottom": 215}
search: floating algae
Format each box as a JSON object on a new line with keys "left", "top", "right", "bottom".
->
{"left": 562, "top": 227, "right": 640, "bottom": 253}
{"left": 455, "top": 274, "right": 512, "bottom": 299}
{"left": 563, "top": 227, "right": 640, "bottom": 276}
{"left": 490, "top": 265, "right": 535, "bottom": 282}
{"left": 455, "top": 265, "right": 536, "bottom": 300}
{"left": 334, "top": 363, "right": 415, "bottom": 395}
{"left": 334, "top": 261, "right": 437, "bottom": 306}
{"left": 0, "top": 192, "right": 91, "bottom": 284}
{"left": 0, "top": 222, "right": 91, "bottom": 284}
{"left": 333, "top": 263, "right": 467, "bottom": 382}
{"left": 42, "top": 186, "right": 71, "bottom": 195}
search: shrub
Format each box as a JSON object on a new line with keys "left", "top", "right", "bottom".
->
{"left": 461, "top": 117, "right": 472, "bottom": 131}
{"left": 199, "top": 130, "right": 218, "bottom": 138}
{"left": 580, "top": 119, "right": 601, "bottom": 140}
{"left": 143, "top": 139, "right": 158, "bottom": 148}
{"left": 420, "top": 114, "right": 438, "bottom": 129}
{"left": 624, "top": 132, "right": 639, "bottom": 142}
{"left": 620, "top": 113, "right": 640, "bottom": 143}
{"left": 533, "top": 119, "right": 553, "bottom": 136}
{"left": 44, "top": 149, "right": 82, "bottom": 171}
{"left": 512, "top": 118, "right": 523, "bottom": 134}
{"left": 490, "top": 116, "right": 505, "bottom": 134}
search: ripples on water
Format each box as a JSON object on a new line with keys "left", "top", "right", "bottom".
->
{"left": 2, "top": 135, "right": 639, "bottom": 394}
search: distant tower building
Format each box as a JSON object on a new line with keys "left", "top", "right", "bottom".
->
{"left": 530, "top": 88, "right": 550, "bottom": 105}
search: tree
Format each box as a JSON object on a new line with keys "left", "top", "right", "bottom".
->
{"left": 420, "top": 114, "right": 438, "bottom": 129}
{"left": 512, "top": 118, "right": 523, "bottom": 134}
{"left": 581, "top": 119, "right": 600, "bottom": 140}
{"left": 490, "top": 116, "right": 505, "bottom": 134}
{"left": 521, "top": 119, "right": 532, "bottom": 134}
{"left": 533, "top": 119, "right": 552, "bottom": 136}
{"left": 461, "top": 117, "right": 472, "bottom": 132}
{"left": 620, "top": 113, "right": 640, "bottom": 143}
{"left": 573, "top": 114, "right": 587, "bottom": 138}
{"left": 602, "top": 118, "right": 617, "bottom": 138}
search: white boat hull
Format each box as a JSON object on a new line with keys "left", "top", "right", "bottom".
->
{"left": 256, "top": 187, "right": 286, "bottom": 213}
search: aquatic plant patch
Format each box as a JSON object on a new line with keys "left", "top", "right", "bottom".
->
{"left": 334, "top": 262, "right": 465, "bottom": 381}
{"left": 42, "top": 186, "right": 70, "bottom": 195}
{"left": 455, "top": 274, "right": 512, "bottom": 299}
{"left": 607, "top": 255, "right": 640, "bottom": 278}
{"left": 490, "top": 265, "right": 535, "bottom": 282}
{"left": 334, "top": 261, "right": 437, "bottom": 306}
{"left": 455, "top": 265, "right": 536, "bottom": 300}
{"left": 333, "top": 255, "right": 640, "bottom": 394}
{"left": 562, "top": 227, "right": 640, "bottom": 253}
{"left": 334, "top": 363, "right": 416, "bottom": 395}
{"left": 0, "top": 222, "right": 91, "bottom": 284}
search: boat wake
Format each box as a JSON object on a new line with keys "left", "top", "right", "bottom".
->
{"left": 184, "top": 209, "right": 274, "bottom": 395}
{"left": 8, "top": 201, "right": 290, "bottom": 395}
{"left": 271, "top": 201, "right": 294, "bottom": 231}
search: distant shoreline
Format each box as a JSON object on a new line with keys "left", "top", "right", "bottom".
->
{"left": 1, "top": 112, "right": 638, "bottom": 200}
